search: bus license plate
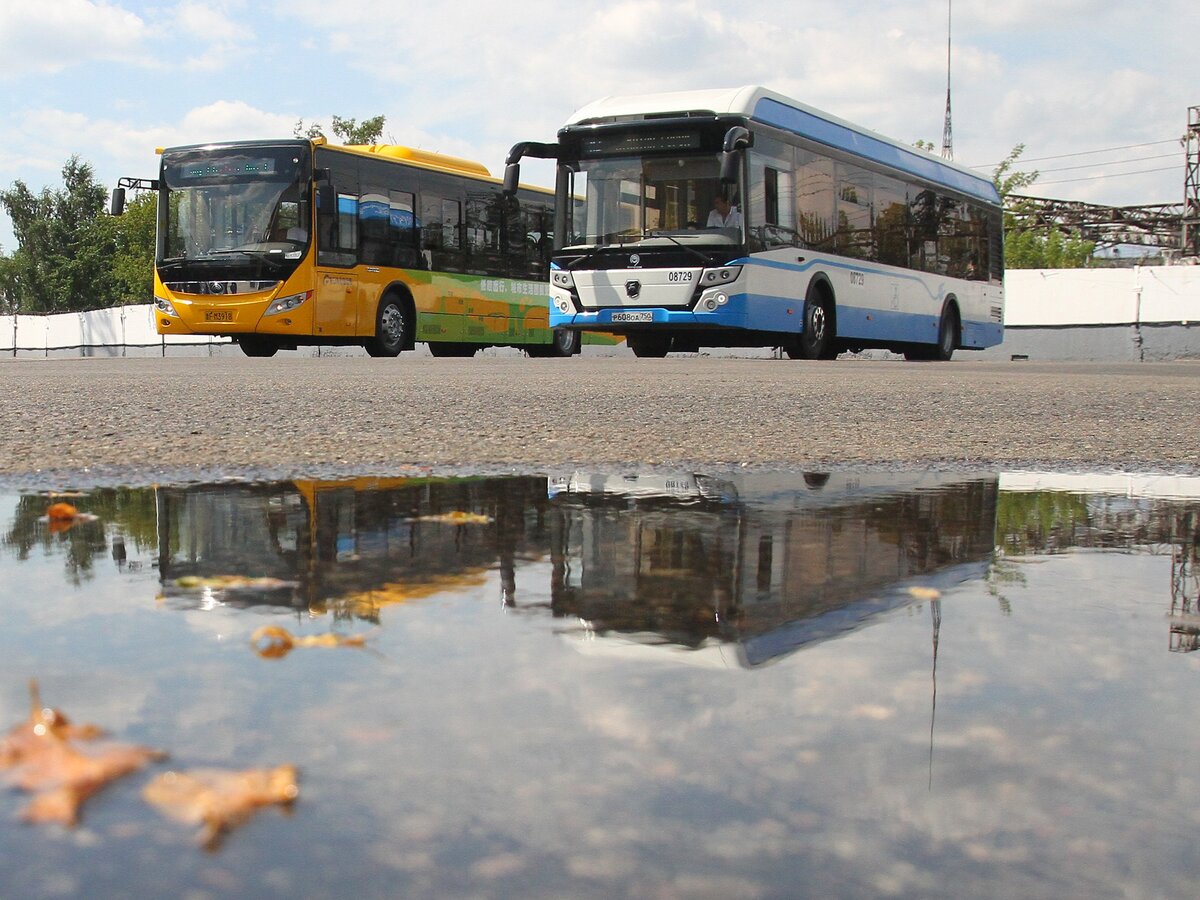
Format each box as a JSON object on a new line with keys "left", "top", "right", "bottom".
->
{"left": 204, "top": 310, "right": 234, "bottom": 323}
{"left": 611, "top": 311, "right": 652, "bottom": 323}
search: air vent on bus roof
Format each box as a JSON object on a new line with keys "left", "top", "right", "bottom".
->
{"left": 347, "top": 144, "right": 491, "bottom": 177}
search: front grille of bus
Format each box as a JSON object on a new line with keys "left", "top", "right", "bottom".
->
{"left": 164, "top": 280, "right": 280, "bottom": 296}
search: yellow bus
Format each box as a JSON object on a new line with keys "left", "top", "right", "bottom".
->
{"left": 113, "top": 138, "right": 585, "bottom": 357}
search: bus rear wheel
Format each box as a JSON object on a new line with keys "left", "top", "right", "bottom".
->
{"left": 238, "top": 337, "right": 278, "bottom": 358}
{"left": 366, "top": 295, "right": 412, "bottom": 358}
{"left": 627, "top": 333, "right": 672, "bottom": 358}
{"left": 904, "top": 304, "right": 959, "bottom": 361}
{"left": 428, "top": 342, "right": 477, "bottom": 358}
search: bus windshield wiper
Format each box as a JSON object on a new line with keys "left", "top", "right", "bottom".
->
{"left": 647, "top": 231, "right": 712, "bottom": 265}
{"left": 208, "top": 248, "right": 288, "bottom": 270}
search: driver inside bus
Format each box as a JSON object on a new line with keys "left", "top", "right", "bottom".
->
{"left": 706, "top": 193, "right": 742, "bottom": 229}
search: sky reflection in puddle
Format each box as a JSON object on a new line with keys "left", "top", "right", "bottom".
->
{"left": 1, "top": 470, "right": 1197, "bottom": 898}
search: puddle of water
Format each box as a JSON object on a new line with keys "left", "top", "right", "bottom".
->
{"left": 1, "top": 471, "right": 1197, "bottom": 897}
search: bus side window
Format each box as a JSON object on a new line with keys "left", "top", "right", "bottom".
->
{"left": 389, "top": 190, "right": 419, "bottom": 268}
{"left": 749, "top": 138, "right": 798, "bottom": 250}
{"left": 523, "top": 205, "right": 553, "bottom": 277}
{"left": 358, "top": 188, "right": 389, "bottom": 265}
{"left": 466, "top": 196, "right": 503, "bottom": 274}
{"left": 316, "top": 164, "right": 359, "bottom": 267}
{"left": 420, "top": 194, "right": 464, "bottom": 273}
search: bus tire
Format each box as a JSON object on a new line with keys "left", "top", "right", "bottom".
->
{"left": 627, "top": 333, "right": 671, "bottom": 358}
{"left": 551, "top": 327, "right": 580, "bottom": 357}
{"left": 934, "top": 303, "right": 960, "bottom": 361}
{"left": 905, "top": 303, "right": 959, "bottom": 361}
{"left": 527, "top": 328, "right": 580, "bottom": 358}
{"left": 366, "top": 294, "right": 412, "bottom": 358}
{"left": 799, "top": 285, "right": 836, "bottom": 360}
{"left": 238, "top": 337, "right": 278, "bottom": 358}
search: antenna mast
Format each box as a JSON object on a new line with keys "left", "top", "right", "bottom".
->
{"left": 941, "top": 0, "right": 954, "bottom": 160}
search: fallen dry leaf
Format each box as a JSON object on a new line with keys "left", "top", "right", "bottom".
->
{"left": 143, "top": 764, "right": 299, "bottom": 849}
{"left": 906, "top": 586, "right": 942, "bottom": 601}
{"left": 1, "top": 680, "right": 165, "bottom": 826}
{"left": 251, "top": 625, "right": 368, "bottom": 658}
{"left": 0, "top": 680, "right": 103, "bottom": 767}
{"left": 42, "top": 503, "right": 99, "bottom": 534}
{"left": 46, "top": 502, "right": 79, "bottom": 520}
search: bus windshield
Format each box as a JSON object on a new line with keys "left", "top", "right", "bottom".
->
{"left": 159, "top": 146, "right": 311, "bottom": 266}
{"left": 573, "top": 152, "right": 744, "bottom": 247}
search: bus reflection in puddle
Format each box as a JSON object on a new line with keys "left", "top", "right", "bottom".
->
{"left": 155, "top": 471, "right": 999, "bottom": 667}
{"left": 543, "top": 471, "right": 997, "bottom": 667}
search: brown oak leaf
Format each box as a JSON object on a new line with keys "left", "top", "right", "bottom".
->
{"left": 1, "top": 681, "right": 165, "bottom": 826}
{"left": 143, "top": 764, "right": 299, "bottom": 849}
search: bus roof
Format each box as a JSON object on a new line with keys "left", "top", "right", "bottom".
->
{"left": 564, "top": 86, "right": 1000, "bottom": 205}
{"left": 158, "top": 138, "right": 553, "bottom": 196}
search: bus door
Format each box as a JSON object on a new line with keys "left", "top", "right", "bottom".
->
{"left": 314, "top": 188, "right": 361, "bottom": 336}
{"left": 314, "top": 270, "right": 359, "bottom": 336}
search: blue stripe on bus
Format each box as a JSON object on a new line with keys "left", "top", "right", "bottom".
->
{"left": 736, "top": 255, "right": 952, "bottom": 304}
{"left": 553, "top": 300, "right": 1000, "bottom": 349}
{"left": 752, "top": 97, "right": 1001, "bottom": 205}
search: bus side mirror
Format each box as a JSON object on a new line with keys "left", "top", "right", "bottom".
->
{"left": 502, "top": 163, "right": 520, "bottom": 197}
{"left": 502, "top": 141, "right": 558, "bottom": 196}
{"left": 110, "top": 188, "right": 126, "bottom": 216}
{"left": 720, "top": 126, "right": 752, "bottom": 184}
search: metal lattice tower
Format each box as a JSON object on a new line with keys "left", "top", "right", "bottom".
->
{"left": 940, "top": 0, "right": 953, "bottom": 160}
{"left": 1184, "top": 105, "right": 1200, "bottom": 257}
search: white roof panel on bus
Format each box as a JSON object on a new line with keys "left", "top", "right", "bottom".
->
{"left": 564, "top": 85, "right": 1000, "bottom": 205}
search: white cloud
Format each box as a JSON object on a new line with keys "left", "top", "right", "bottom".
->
{"left": 0, "top": 1, "right": 149, "bottom": 75}
{"left": 0, "top": 0, "right": 1194, "bottom": 249}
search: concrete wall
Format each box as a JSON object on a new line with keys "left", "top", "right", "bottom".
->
{"left": 976, "top": 266, "right": 1200, "bottom": 362}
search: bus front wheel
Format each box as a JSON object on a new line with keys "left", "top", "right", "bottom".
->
{"left": 238, "top": 337, "right": 278, "bottom": 358}
{"left": 527, "top": 328, "right": 580, "bottom": 358}
{"left": 797, "top": 291, "right": 837, "bottom": 359}
{"left": 367, "top": 295, "right": 412, "bottom": 358}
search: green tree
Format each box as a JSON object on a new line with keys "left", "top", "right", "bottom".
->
{"left": 294, "top": 114, "right": 386, "bottom": 144}
{"left": 0, "top": 156, "right": 116, "bottom": 312}
{"left": 98, "top": 189, "right": 157, "bottom": 306}
{"left": 993, "top": 144, "right": 1093, "bottom": 269}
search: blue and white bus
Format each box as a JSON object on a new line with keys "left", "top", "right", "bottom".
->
{"left": 504, "top": 86, "right": 1003, "bottom": 360}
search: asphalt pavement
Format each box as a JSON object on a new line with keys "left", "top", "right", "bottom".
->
{"left": 1, "top": 354, "right": 1197, "bottom": 487}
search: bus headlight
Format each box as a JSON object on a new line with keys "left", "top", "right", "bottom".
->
{"left": 264, "top": 291, "right": 312, "bottom": 316}
{"left": 702, "top": 292, "right": 729, "bottom": 311}
{"left": 701, "top": 266, "right": 742, "bottom": 285}
{"left": 153, "top": 295, "right": 179, "bottom": 317}
{"left": 551, "top": 270, "right": 575, "bottom": 289}
{"left": 555, "top": 296, "right": 574, "bottom": 314}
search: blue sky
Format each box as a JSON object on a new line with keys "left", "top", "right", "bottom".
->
{"left": 0, "top": 0, "right": 1195, "bottom": 252}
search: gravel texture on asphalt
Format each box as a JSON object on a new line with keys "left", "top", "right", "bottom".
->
{"left": 1, "top": 355, "right": 1197, "bottom": 487}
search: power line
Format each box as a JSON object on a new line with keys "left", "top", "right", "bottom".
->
{"left": 969, "top": 138, "right": 1179, "bottom": 169}
{"left": 1034, "top": 164, "right": 1179, "bottom": 186}
{"left": 1037, "top": 151, "right": 1181, "bottom": 175}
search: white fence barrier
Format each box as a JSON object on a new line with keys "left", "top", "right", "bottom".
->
{"left": 3, "top": 266, "right": 1198, "bottom": 360}
{"left": 979, "top": 265, "right": 1200, "bottom": 361}
{"left": 1003, "top": 266, "right": 1200, "bottom": 327}
{"left": 1, "top": 305, "right": 229, "bottom": 356}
